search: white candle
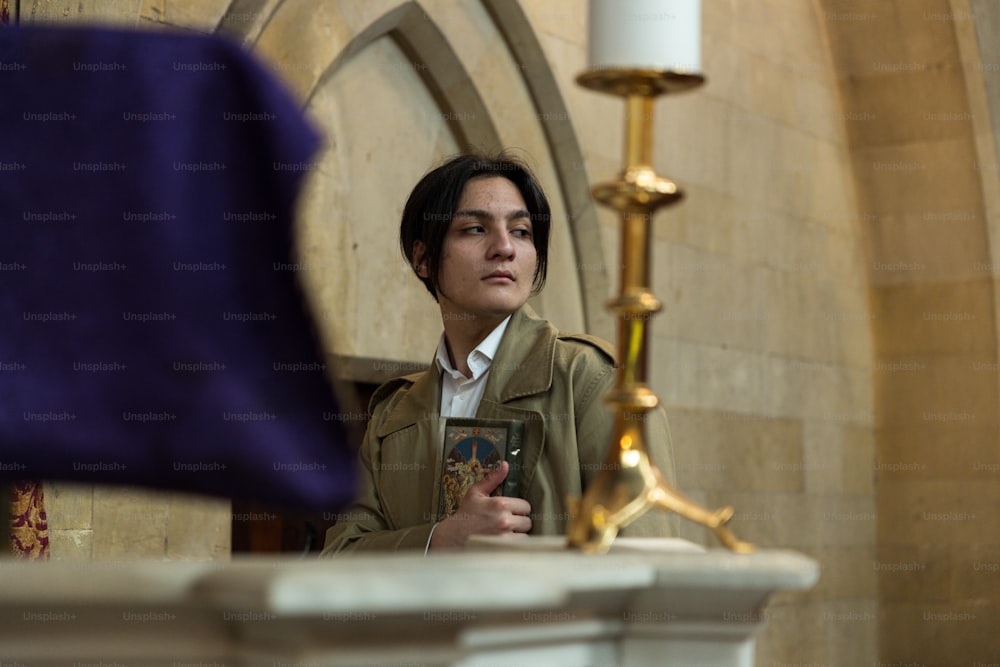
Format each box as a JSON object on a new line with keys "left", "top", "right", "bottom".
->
{"left": 588, "top": 0, "right": 701, "bottom": 73}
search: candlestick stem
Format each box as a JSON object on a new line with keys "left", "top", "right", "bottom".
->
{"left": 625, "top": 96, "right": 653, "bottom": 167}
{"left": 567, "top": 68, "right": 754, "bottom": 554}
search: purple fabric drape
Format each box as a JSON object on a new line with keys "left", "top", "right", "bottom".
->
{"left": 0, "top": 25, "right": 356, "bottom": 511}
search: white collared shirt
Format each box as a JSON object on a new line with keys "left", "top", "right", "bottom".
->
{"left": 434, "top": 315, "right": 512, "bottom": 418}
{"left": 425, "top": 316, "right": 512, "bottom": 554}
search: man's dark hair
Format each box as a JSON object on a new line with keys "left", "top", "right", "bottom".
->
{"left": 399, "top": 152, "right": 551, "bottom": 301}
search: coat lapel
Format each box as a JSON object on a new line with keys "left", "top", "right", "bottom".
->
{"left": 477, "top": 305, "right": 557, "bottom": 496}
{"left": 485, "top": 305, "right": 555, "bottom": 401}
{"left": 375, "top": 366, "right": 440, "bottom": 438}
{"left": 371, "top": 367, "right": 442, "bottom": 527}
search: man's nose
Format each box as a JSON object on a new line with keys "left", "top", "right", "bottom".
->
{"left": 488, "top": 230, "right": 515, "bottom": 258}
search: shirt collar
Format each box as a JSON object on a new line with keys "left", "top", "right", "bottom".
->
{"left": 434, "top": 315, "right": 512, "bottom": 380}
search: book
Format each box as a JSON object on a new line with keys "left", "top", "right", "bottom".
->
{"left": 438, "top": 417, "right": 525, "bottom": 519}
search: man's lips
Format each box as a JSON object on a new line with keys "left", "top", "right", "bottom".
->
{"left": 483, "top": 271, "right": 514, "bottom": 282}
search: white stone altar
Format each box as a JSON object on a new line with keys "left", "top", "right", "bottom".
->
{"left": 0, "top": 539, "right": 817, "bottom": 666}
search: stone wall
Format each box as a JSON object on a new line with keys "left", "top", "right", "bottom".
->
{"left": 45, "top": 482, "right": 229, "bottom": 560}
{"left": 820, "top": 0, "right": 1000, "bottom": 663}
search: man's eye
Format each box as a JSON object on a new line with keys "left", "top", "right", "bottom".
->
{"left": 512, "top": 228, "right": 532, "bottom": 238}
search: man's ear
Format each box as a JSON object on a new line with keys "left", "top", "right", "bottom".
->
{"left": 412, "top": 240, "right": 429, "bottom": 278}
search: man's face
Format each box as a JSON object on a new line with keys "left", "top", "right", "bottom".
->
{"left": 427, "top": 176, "right": 537, "bottom": 323}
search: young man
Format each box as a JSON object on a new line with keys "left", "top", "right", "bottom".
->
{"left": 321, "top": 153, "right": 678, "bottom": 553}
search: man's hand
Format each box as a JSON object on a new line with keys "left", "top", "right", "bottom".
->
{"left": 429, "top": 461, "right": 532, "bottom": 550}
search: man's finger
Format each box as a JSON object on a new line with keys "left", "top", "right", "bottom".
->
{"left": 503, "top": 497, "right": 532, "bottom": 516}
{"left": 466, "top": 460, "right": 509, "bottom": 497}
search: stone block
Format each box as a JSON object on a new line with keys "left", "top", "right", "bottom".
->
{"left": 808, "top": 545, "right": 878, "bottom": 601}
{"left": 520, "top": 0, "right": 583, "bottom": 47}
{"left": 880, "top": 600, "right": 999, "bottom": 666}
{"left": 842, "top": 424, "right": 877, "bottom": 496}
{"left": 91, "top": 485, "right": 171, "bottom": 559}
{"left": 824, "top": 598, "right": 880, "bottom": 667}
{"left": 852, "top": 139, "right": 982, "bottom": 223}
{"left": 706, "top": 491, "right": 817, "bottom": 550}
{"left": 24, "top": 0, "right": 142, "bottom": 24}
{"left": 165, "top": 493, "right": 231, "bottom": 561}
{"left": 754, "top": 598, "right": 829, "bottom": 667}
{"left": 665, "top": 406, "right": 802, "bottom": 493}
{"left": 876, "top": 542, "right": 950, "bottom": 603}
{"left": 818, "top": 495, "right": 877, "bottom": 547}
{"left": 878, "top": 422, "right": 999, "bottom": 481}
{"left": 876, "top": 479, "right": 998, "bottom": 544}
{"left": 43, "top": 482, "right": 93, "bottom": 531}
{"left": 49, "top": 529, "right": 93, "bottom": 561}
{"left": 871, "top": 279, "right": 996, "bottom": 356}
{"left": 841, "top": 67, "right": 971, "bottom": 148}
{"left": 876, "top": 353, "right": 999, "bottom": 427}
{"left": 950, "top": 542, "right": 1000, "bottom": 603}
{"left": 141, "top": 0, "right": 229, "bottom": 31}
{"left": 89, "top": 486, "right": 230, "bottom": 560}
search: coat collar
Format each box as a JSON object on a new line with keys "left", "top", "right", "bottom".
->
{"left": 481, "top": 304, "right": 555, "bottom": 402}
{"left": 374, "top": 305, "right": 556, "bottom": 437}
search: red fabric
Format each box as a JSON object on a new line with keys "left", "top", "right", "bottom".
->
{"left": 9, "top": 481, "right": 49, "bottom": 559}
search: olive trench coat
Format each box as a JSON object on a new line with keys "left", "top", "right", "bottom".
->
{"left": 321, "top": 306, "right": 678, "bottom": 553}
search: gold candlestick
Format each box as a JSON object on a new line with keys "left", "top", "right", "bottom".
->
{"left": 566, "top": 69, "right": 754, "bottom": 554}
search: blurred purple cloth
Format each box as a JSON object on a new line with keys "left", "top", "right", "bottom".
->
{"left": 0, "top": 25, "right": 356, "bottom": 510}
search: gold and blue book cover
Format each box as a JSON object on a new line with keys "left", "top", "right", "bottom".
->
{"left": 438, "top": 418, "right": 524, "bottom": 519}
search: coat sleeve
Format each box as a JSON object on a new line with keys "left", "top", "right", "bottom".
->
{"left": 572, "top": 350, "right": 680, "bottom": 539}
{"left": 319, "top": 393, "right": 437, "bottom": 555}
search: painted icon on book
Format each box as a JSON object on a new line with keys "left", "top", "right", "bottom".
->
{"left": 439, "top": 418, "right": 523, "bottom": 519}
